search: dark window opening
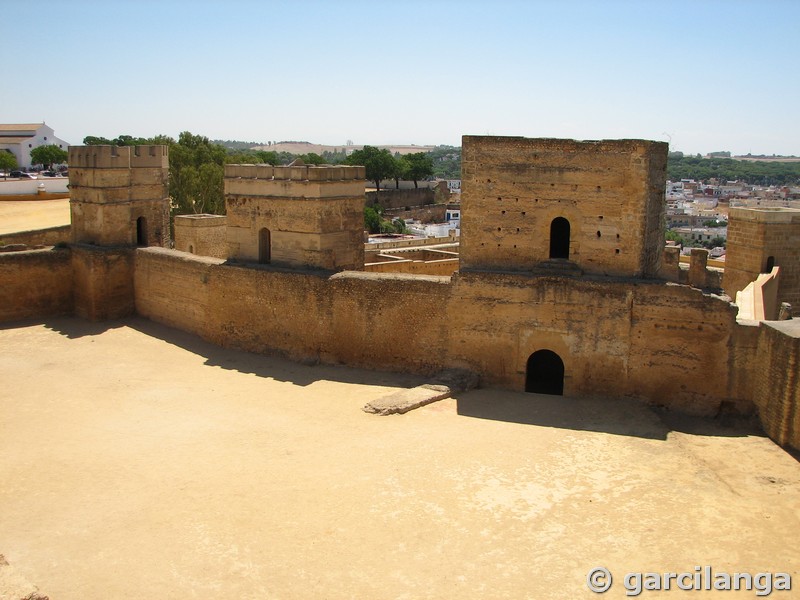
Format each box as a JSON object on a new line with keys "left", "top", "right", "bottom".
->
{"left": 549, "top": 217, "right": 570, "bottom": 259}
{"left": 525, "top": 350, "right": 564, "bottom": 395}
{"left": 136, "top": 217, "right": 147, "bottom": 246}
{"left": 764, "top": 256, "right": 775, "bottom": 273}
{"left": 259, "top": 227, "right": 271, "bottom": 264}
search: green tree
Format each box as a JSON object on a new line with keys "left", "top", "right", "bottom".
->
{"left": 364, "top": 205, "right": 382, "bottom": 233}
{"left": 665, "top": 230, "right": 687, "bottom": 246}
{"left": 392, "top": 218, "right": 409, "bottom": 234}
{"left": 30, "top": 144, "right": 68, "bottom": 169}
{"left": 83, "top": 135, "right": 115, "bottom": 145}
{"left": 168, "top": 132, "right": 227, "bottom": 215}
{"left": 392, "top": 156, "right": 409, "bottom": 189}
{"left": 254, "top": 150, "right": 280, "bottom": 165}
{"left": 0, "top": 151, "right": 17, "bottom": 176}
{"left": 346, "top": 145, "right": 396, "bottom": 192}
{"left": 298, "top": 152, "right": 325, "bottom": 165}
{"left": 403, "top": 152, "right": 434, "bottom": 188}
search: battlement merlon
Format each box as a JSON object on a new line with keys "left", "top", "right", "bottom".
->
{"left": 461, "top": 135, "right": 668, "bottom": 157}
{"left": 68, "top": 145, "right": 169, "bottom": 169}
{"left": 224, "top": 177, "right": 365, "bottom": 200}
{"left": 729, "top": 207, "right": 800, "bottom": 224}
{"left": 224, "top": 164, "right": 366, "bottom": 181}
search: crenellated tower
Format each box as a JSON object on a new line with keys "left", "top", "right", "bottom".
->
{"left": 69, "top": 145, "right": 170, "bottom": 247}
{"left": 224, "top": 161, "right": 366, "bottom": 271}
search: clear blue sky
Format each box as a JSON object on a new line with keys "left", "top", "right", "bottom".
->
{"left": 3, "top": 0, "right": 799, "bottom": 155}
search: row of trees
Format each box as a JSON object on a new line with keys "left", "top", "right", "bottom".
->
{"left": 667, "top": 152, "right": 800, "bottom": 185}
{"left": 0, "top": 145, "right": 69, "bottom": 173}
{"left": 345, "top": 146, "right": 434, "bottom": 192}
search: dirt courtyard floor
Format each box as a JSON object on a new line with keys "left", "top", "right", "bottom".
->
{"left": 0, "top": 199, "right": 70, "bottom": 235}
{"left": 1, "top": 318, "right": 799, "bottom": 599}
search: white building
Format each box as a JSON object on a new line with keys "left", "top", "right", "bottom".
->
{"left": 0, "top": 123, "right": 70, "bottom": 169}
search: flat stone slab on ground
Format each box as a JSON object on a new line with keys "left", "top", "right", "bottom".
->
{"left": 363, "top": 383, "right": 452, "bottom": 415}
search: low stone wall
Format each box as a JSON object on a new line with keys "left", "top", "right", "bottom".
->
{"left": 132, "top": 249, "right": 746, "bottom": 416}
{"left": 751, "top": 320, "right": 800, "bottom": 449}
{"left": 0, "top": 247, "right": 73, "bottom": 321}
{"left": 134, "top": 248, "right": 222, "bottom": 338}
{"left": 364, "top": 257, "right": 459, "bottom": 276}
{"left": 383, "top": 203, "right": 447, "bottom": 224}
{"left": 0, "top": 224, "right": 71, "bottom": 247}
{"left": 71, "top": 245, "right": 136, "bottom": 321}
{"left": 366, "top": 188, "right": 435, "bottom": 210}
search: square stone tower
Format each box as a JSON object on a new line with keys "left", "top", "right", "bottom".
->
{"left": 724, "top": 207, "right": 800, "bottom": 314}
{"left": 459, "top": 136, "right": 668, "bottom": 278}
{"left": 68, "top": 145, "right": 170, "bottom": 247}
{"left": 224, "top": 162, "right": 366, "bottom": 271}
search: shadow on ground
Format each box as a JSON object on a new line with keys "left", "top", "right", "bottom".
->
{"left": 125, "top": 316, "right": 423, "bottom": 389}
{"left": 456, "top": 388, "right": 767, "bottom": 442}
{"left": 25, "top": 315, "right": 770, "bottom": 444}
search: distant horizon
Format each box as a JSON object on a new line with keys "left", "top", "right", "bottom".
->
{"left": 18, "top": 123, "right": 800, "bottom": 158}
{"left": 4, "top": 1, "right": 798, "bottom": 157}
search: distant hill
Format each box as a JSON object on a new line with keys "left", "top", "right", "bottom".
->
{"left": 733, "top": 155, "right": 800, "bottom": 163}
{"left": 242, "top": 141, "right": 437, "bottom": 156}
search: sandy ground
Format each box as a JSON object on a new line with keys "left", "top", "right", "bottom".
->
{"left": 0, "top": 318, "right": 799, "bottom": 599}
{"left": 0, "top": 199, "right": 70, "bottom": 235}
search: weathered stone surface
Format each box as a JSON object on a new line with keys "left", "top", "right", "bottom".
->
{"left": 724, "top": 207, "right": 800, "bottom": 316}
{"left": 0, "top": 248, "right": 73, "bottom": 321}
{"left": 69, "top": 145, "right": 170, "bottom": 248}
{"left": 460, "top": 136, "right": 667, "bottom": 278}
{"left": 364, "top": 384, "right": 452, "bottom": 415}
{"left": 364, "top": 369, "right": 480, "bottom": 415}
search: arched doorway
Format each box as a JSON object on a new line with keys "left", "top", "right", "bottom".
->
{"left": 258, "top": 227, "right": 271, "bottom": 264}
{"left": 136, "top": 216, "right": 147, "bottom": 246}
{"left": 525, "top": 350, "right": 564, "bottom": 395}
{"left": 549, "top": 217, "right": 570, "bottom": 259}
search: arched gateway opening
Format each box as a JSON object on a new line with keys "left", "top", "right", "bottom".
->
{"left": 549, "top": 217, "right": 570, "bottom": 259}
{"left": 525, "top": 350, "right": 565, "bottom": 395}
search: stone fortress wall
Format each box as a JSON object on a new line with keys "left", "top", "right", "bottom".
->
{"left": 0, "top": 137, "right": 798, "bottom": 451}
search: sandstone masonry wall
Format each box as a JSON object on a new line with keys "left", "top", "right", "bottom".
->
{"left": 69, "top": 145, "right": 170, "bottom": 248}
{"left": 751, "top": 320, "right": 800, "bottom": 448}
{"left": 224, "top": 164, "right": 366, "bottom": 271}
{"left": 173, "top": 214, "right": 228, "bottom": 259}
{"left": 71, "top": 246, "right": 135, "bottom": 321}
{"left": 135, "top": 250, "right": 451, "bottom": 374}
{"left": 0, "top": 248, "right": 73, "bottom": 321}
{"left": 460, "top": 136, "right": 667, "bottom": 277}
{"left": 133, "top": 249, "right": 742, "bottom": 416}
{"left": 724, "top": 208, "right": 800, "bottom": 315}
{"left": 0, "top": 225, "right": 71, "bottom": 247}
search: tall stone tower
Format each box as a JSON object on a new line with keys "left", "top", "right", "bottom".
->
{"left": 724, "top": 207, "right": 800, "bottom": 315}
{"left": 67, "top": 145, "right": 170, "bottom": 321}
{"left": 459, "top": 136, "right": 668, "bottom": 278}
{"left": 224, "top": 162, "right": 366, "bottom": 271}
{"left": 69, "top": 145, "right": 170, "bottom": 247}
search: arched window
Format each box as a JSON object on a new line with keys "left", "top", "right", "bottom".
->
{"left": 258, "top": 227, "right": 271, "bottom": 264}
{"left": 136, "top": 217, "right": 147, "bottom": 246}
{"left": 525, "top": 349, "right": 565, "bottom": 395}
{"left": 549, "top": 217, "right": 570, "bottom": 259}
